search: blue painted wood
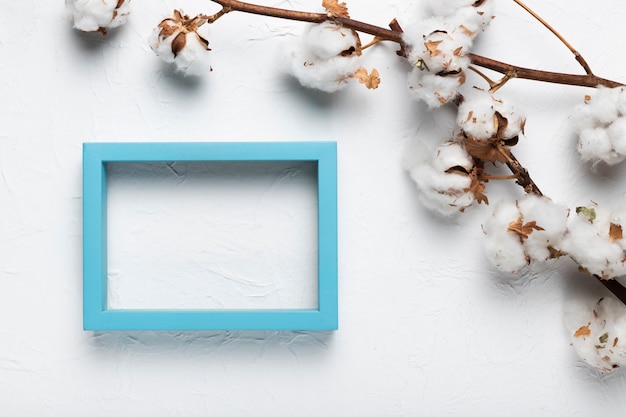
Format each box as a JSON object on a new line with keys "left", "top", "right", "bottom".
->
{"left": 82, "top": 142, "right": 338, "bottom": 330}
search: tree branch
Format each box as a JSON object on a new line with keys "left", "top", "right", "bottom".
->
{"left": 468, "top": 54, "right": 624, "bottom": 88}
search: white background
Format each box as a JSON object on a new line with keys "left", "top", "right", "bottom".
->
{"left": 3, "top": 0, "right": 626, "bottom": 415}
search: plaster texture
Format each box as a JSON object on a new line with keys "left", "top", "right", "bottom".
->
{"left": 3, "top": 0, "right": 626, "bottom": 415}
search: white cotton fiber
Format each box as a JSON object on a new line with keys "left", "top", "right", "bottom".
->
{"left": 288, "top": 22, "right": 361, "bottom": 92}
{"left": 407, "top": 69, "right": 462, "bottom": 109}
{"left": 572, "top": 87, "right": 626, "bottom": 165}
{"left": 457, "top": 88, "right": 525, "bottom": 140}
{"left": 482, "top": 195, "right": 568, "bottom": 274}
{"left": 408, "top": 140, "right": 476, "bottom": 216}
{"left": 150, "top": 28, "right": 212, "bottom": 76}
{"left": 66, "top": 0, "right": 131, "bottom": 33}
{"left": 482, "top": 200, "right": 527, "bottom": 273}
{"left": 558, "top": 204, "right": 626, "bottom": 279}
{"left": 517, "top": 195, "right": 568, "bottom": 262}
{"left": 565, "top": 294, "right": 626, "bottom": 372}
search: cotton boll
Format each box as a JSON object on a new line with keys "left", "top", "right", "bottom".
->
{"left": 565, "top": 294, "right": 626, "bottom": 372}
{"left": 517, "top": 195, "right": 568, "bottom": 262}
{"left": 66, "top": 0, "right": 131, "bottom": 33}
{"left": 290, "top": 53, "right": 360, "bottom": 93}
{"left": 457, "top": 89, "right": 525, "bottom": 140}
{"left": 482, "top": 200, "right": 527, "bottom": 274}
{"left": 407, "top": 69, "right": 462, "bottom": 108}
{"left": 288, "top": 22, "right": 362, "bottom": 92}
{"left": 572, "top": 87, "right": 626, "bottom": 165}
{"left": 304, "top": 22, "right": 359, "bottom": 60}
{"left": 607, "top": 118, "right": 626, "bottom": 156}
{"left": 150, "top": 16, "right": 212, "bottom": 76}
{"left": 408, "top": 140, "right": 476, "bottom": 215}
{"left": 577, "top": 128, "right": 621, "bottom": 165}
{"left": 558, "top": 205, "right": 626, "bottom": 279}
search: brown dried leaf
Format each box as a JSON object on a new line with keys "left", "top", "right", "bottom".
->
{"left": 424, "top": 39, "right": 443, "bottom": 57}
{"left": 574, "top": 323, "right": 591, "bottom": 338}
{"left": 322, "top": 0, "right": 350, "bottom": 18}
{"left": 609, "top": 223, "right": 623, "bottom": 243}
{"left": 171, "top": 31, "right": 187, "bottom": 57}
{"left": 614, "top": 337, "right": 619, "bottom": 347}
{"left": 351, "top": 67, "right": 380, "bottom": 89}
{"left": 458, "top": 24, "right": 475, "bottom": 37}
{"left": 465, "top": 166, "right": 488, "bottom": 205}
{"left": 507, "top": 217, "right": 544, "bottom": 242}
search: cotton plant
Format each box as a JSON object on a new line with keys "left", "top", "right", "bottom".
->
{"left": 67, "top": 0, "right": 626, "bottom": 372}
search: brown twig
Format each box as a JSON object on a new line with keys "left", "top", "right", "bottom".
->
{"left": 208, "top": 0, "right": 624, "bottom": 89}
{"left": 468, "top": 54, "right": 624, "bottom": 88}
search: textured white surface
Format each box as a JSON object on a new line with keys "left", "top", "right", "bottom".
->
{"left": 3, "top": 0, "right": 626, "bottom": 415}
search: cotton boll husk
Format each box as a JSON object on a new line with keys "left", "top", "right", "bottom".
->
{"left": 66, "top": 0, "right": 131, "bottom": 32}
{"left": 482, "top": 201, "right": 527, "bottom": 273}
{"left": 517, "top": 195, "right": 568, "bottom": 262}
{"left": 407, "top": 69, "right": 462, "bottom": 108}
{"left": 565, "top": 294, "right": 626, "bottom": 372}
{"left": 304, "top": 22, "right": 358, "bottom": 60}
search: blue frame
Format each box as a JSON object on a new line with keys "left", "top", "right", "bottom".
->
{"left": 83, "top": 142, "right": 338, "bottom": 330}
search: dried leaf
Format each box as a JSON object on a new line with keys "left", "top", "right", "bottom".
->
{"left": 574, "top": 324, "right": 591, "bottom": 338}
{"left": 466, "top": 166, "right": 488, "bottom": 205}
{"left": 458, "top": 25, "right": 475, "bottom": 37}
{"left": 614, "top": 337, "right": 619, "bottom": 347}
{"left": 609, "top": 223, "right": 623, "bottom": 243}
{"left": 171, "top": 32, "right": 187, "bottom": 58}
{"left": 508, "top": 217, "right": 545, "bottom": 242}
{"left": 576, "top": 206, "right": 596, "bottom": 223}
{"left": 322, "top": 0, "right": 350, "bottom": 18}
{"left": 351, "top": 67, "right": 380, "bottom": 89}
{"left": 424, "top": 39, "right": 443, "bottom": 57}
{"left": 600, "top": 333, "right": 609, "bottom": 344}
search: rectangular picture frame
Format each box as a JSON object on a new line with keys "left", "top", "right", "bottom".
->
{"left": 83, "top": 141, "right": 338, "bottom": 331}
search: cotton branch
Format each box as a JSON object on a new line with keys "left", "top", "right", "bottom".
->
{"left": 207, "top": 0, "right": 624, "bottom": 89}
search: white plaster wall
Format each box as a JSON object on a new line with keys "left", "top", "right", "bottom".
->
{"left": 3, "top": 0, "right": 626, "bottom": 415}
